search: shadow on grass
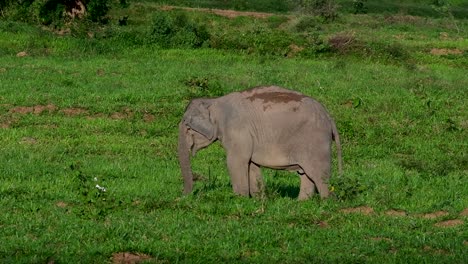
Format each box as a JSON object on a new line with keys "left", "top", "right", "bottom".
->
{"left": 268, "top": 184, "right": 300, "bottom": 199}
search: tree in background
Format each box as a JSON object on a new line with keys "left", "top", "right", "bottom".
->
{"left": 0, "top": 0, "right": 113, "bottom": 25}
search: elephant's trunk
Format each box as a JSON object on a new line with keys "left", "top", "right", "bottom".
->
{"left": 178, "top": 122, "right": 193, "bottom": 194}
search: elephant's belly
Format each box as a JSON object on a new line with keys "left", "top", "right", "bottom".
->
{"left": 251, "top": 149, "right": 302, "bottom": 172}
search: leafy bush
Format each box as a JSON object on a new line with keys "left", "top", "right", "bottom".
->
{"left": 147, "top": 11, "right": 210, "bottom": 48}
{"left": 183, "top": 76, "right": 224, "bottom": 99}
{"left": 294, "top": 0, "right": 339, "bottom": 21}
{"left": 330, "top": 174, "right": 367, "bottom": 201}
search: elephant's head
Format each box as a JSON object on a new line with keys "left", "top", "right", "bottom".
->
{"left": 178, "top": 99, "right": 218, "bottom": 194}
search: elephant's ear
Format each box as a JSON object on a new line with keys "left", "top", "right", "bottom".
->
{"left": 185, "top": 99, "right": 216, "bottom": 140}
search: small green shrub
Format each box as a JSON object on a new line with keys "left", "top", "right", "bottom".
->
{"left": 330, "top": 174, "right": 367, "bottom": 201}
{"left": 294, "top": 16, "right": 321, "bottom": 32}
{"left": 183, "top": 76, "right": 224, "bottom": 98}
{"left": 147, "top": 11, "right": 210, "bottom": 48}
{"left": 70, "top": 163, "right": 126, "bottom": 220}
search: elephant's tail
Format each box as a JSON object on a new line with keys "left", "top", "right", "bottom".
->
{"left": 331, "top": 119, "right": 343, "bottom": 176}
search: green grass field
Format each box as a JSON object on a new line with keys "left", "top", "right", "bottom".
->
{"left": 0, "top": 1, "right": 467, "bottom": 263}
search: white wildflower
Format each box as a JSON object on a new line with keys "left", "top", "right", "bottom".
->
{"left": 95, "top": 184, "right": 106, "bottom": 192}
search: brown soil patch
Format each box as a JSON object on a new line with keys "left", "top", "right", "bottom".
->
{"left": 111, "top": 252, "right": 151, "bottom": 264}
{"left": 9, "top": 104, "right": 57, "bottom": 115}
{"left": 286, "top": 44, "right": 304, "bottom": 58}
{"left": 459, "top": 208, "right": 468, "bottom": 217}
{"left": 385, "top": 209, "right": 407, "bottom": 217}
{"left": 434, "top": 219, "right": 463, "bottom": 228}
{"left": 1, "top": 120, "right": 12, "bottom": 129}
{"left": 56, "top": 201, "right": 67, "bottom": 208}
{"left": 370, "top": 237, "right": 392, "bottom": 242}
{"left": 423, "top": 246, "right": 449, "bottom": 255}
{"left": 20, "top": 137, "right": 38, "bottom": 145}
{"left": 111, "top": 112, "right": 128, "bottom": 120}
{"left": 317, "top": 221, "right": 329, "bottom": 228}
{"left": 143, "top": 113, "right": 155, "bottom": 123}
{"left": 421, "top": 211, "right": 448, "bottom": 219}
{"left": 161, "top": 5, "right": 273, "bottom": 19}
{"left": 111, "top": 108, "right": 134, "bottom": 120}
{"left": 60, "top": 108, "right": 89, "bottom": 116}
{"left": 430, "top": 48, "right": 463, "bottom": 56}
{"left": 17, "top": 51, "right": 28, "bottom": 57}
{"left": 341, "top": 206, "right": 374, "bottom": 215}
{"left": 385, "top": 15, "right": 421, "bottom": 24}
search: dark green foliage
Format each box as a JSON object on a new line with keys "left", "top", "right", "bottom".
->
{"left": 38, "top": 0, "right": 66, "bottom": 26}
{"left": 87, "top": 0, "right": 110, "bottom": 23}
{"left": 352, "top": 0, "right": 368, "bottom": 14}
{"left": 147, "top": 11, "right": 210, "bottom": 48}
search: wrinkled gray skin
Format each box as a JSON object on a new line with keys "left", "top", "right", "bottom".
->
{"left": 178, "top": 86, "right": 342, "bottom": 200}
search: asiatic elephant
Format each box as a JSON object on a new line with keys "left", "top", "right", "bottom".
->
{"left": 178, "top": 86, "right": 342, "bottom": 200}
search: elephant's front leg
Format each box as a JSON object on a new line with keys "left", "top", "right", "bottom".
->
{"left": 227, "top": 154, "right": 250, "bottom": 196}
{"left": 249, "top": 162, "right": 264, "bottom": 197}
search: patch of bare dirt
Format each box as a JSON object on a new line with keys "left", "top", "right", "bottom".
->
{"left": 459, "top": 208, "right": 468, "bottom": 217}
{"left": 0, "top": 68, "right": 6, "bottom": 73}
{"left": 340, "top": 206, "right": 374, "bottom": 215}
{"left": 56, "top": 201, "right": 67, "bottom": 208}
{"left": 317, "top": 221, "right": 329, "bottom": 228}
{"left": 111, "top": 108, "right": 134, "bottom": 120}
{"left": 161, "top": 5, "right": 273, "bottom": 19}
{"left": 286, "top": 44, "right": 304, "bottom": 58}
{"left": 9, "top": 104, "right": 57, "bottom": 115}
{"left": 143, "top": 113, "right": 155, "bottom": 123}
{"left": 110, "top": 112, "right": 128, "bottom": 120}
{"left": 0, "top": 122, "right": 10, "bottom": 128}
{"left": 385, "top": 209, "right": 407, "bottom": 217}
{"left": 385, "top": 14, "right": 421, "bottom": 24}
{"left": 111, "top": 252, "right": 151, "bottom": 264}
{"left": 434, "top": 219, "right": 463, "bottom": 228}
{"left": 60, "top": 108, "right": 89, "bottom": 116}
{"left": 17, "top": 51, "right": 28, "bottom": 57}
{"left": 421, "top": 211, "right": 449, "bottom": 219}
{"left": 20, "top": 137, "right": 38, "bottom": 145}
{"left": 430, "top": 48, "right": 463, "bottom": 56}
{"left": 423, "top": 245, "right": 449, "bottom": 255}
{"left": 370, "top": 237, "right": 393, "bottom": 242}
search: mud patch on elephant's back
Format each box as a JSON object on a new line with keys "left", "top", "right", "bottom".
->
{"left": 247, "top": 91, "right": 306, "bottom": 104}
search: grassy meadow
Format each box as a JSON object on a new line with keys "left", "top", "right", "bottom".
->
{"left": 0, "top": 1, "right": 467, "bottom": 263}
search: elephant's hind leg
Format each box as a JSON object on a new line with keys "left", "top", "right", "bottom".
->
{"left": 248, "top": 162, "right": 264, "bottom": 197}
{"left": 298, "top": 173, "right": 316, "bottom": 200}
{"left": 301, "top": 163, "right": 330, "bottom": 199}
